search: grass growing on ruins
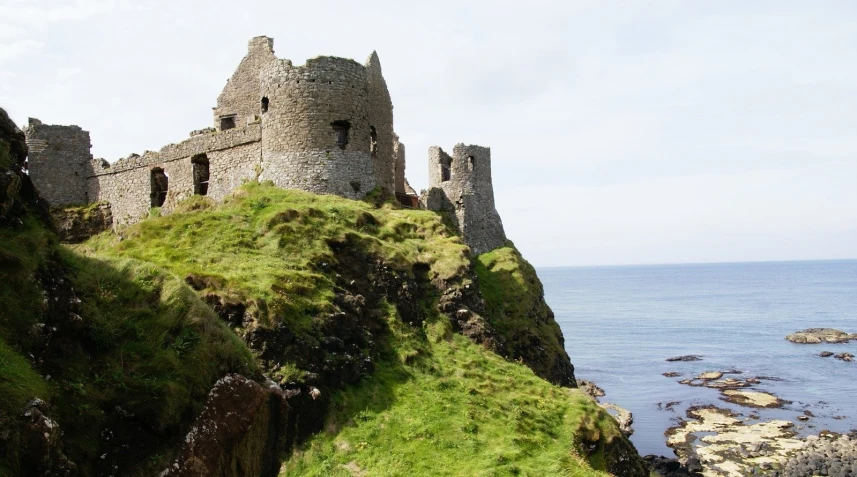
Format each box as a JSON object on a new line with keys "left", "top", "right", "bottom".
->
{"left": 280, "top": 306, "right": 616, "bottom": 477}
{"left": 82, "top": 181, "right": 471, "bottom": 330}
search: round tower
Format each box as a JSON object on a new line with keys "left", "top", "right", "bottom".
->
{"left": 259, "top": 56, "right": 378, "bottom": 198}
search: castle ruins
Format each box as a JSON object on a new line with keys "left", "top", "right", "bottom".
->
{"left": 23, "top": 36, "right": 506, "bottom": 255}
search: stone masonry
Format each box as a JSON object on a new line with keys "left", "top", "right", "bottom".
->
{"left": 22, "top": 35, "right": 507, "bottom": 255}
{"left": 421, "top": 144, "right": 507, "bottom": 255}
{"left": 24, "top": 119, "right": 94, "bottom": 206}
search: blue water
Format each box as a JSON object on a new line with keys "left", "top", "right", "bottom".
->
{"left": 540, "top": 260, "right": 857, "bottom": 456}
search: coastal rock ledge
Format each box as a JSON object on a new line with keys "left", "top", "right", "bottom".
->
{"left": 785, "top": 328, "right": 856, "bottom": 344}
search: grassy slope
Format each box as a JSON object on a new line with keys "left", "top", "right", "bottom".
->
{"left": 81, "top": 183, "right": 624, "bottom": 476}
{"left": 0, "top": 212, "right": 256, "bottom": 475}
{"left": 82, "top": 182, "right": 471, "bottom": 332}
{"left": 281, "top": 313, "right": 618, "bottom": 477}
{"left": 6, "top": 182, "right": 630, "bottom": 476}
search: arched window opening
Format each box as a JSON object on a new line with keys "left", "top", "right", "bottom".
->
{"left": 150, "top": 168, "right": 168, "bottom": 207}
{"left": 466, "top": 155, "right": 475, "bottom": 172}
{"left": 331, "top": 120, "right": 350, "bottom": 149}
{"left": 192, "top": 154, "right": 210, "bottom": 196}
{"left": 261, "top": 97, "right": 269, "bottom": 113}
{"left": 369, "top": 126, "right": 378, "bottom": 158}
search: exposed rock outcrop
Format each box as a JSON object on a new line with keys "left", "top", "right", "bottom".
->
{"left": 163, "top": 375, "right": 291, "bottom": 477}
{"left": 51, "top": 202, "right": 113, "bottom": 243}
{"left": 786, "top": 328, "right": 855, "bottom": 344}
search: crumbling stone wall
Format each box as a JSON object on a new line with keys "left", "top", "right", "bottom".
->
{"left": 88, "top": 125, "right": 261, "bottom": 224}
{"left": 258, "top": 56, "right": 378, "bottom": 199}
{"left": 24, "top": 119, "right": 93, "bottom": 206}
{"left": 23, "top": 36, "right": 408, "bottom": 226}
{"left": 393, "top": 134, "right": 406, "bottom": 195}
{"left": 213, "top": 37, "right": 277, "bottom": 131}
{"left": 422, "top": 144, "right": 507, "bottom": 255}
{"left": 366, "top": 52, "right": 395, "bottom": 192}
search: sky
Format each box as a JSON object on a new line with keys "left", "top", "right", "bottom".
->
{"left": 1, "top": 0, "right": 856, "bottom": 266}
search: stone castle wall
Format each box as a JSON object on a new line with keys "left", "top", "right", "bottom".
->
{"left": 365, "top": 52, "right": 395, "bottom": 192}
{"left": 88, "top": 125, "right": 261, "bottom": 224}
{"left": 22, "top": 36, "right": 507, "bottom": 253}
{"left": 258, "top": 56, "right": 378, "bottom": 199}
{"left": 24, "top": 119, "right": 94, "bottom": 206}
{"left": 423, "top": 144, "right": 507, "bottom": 255}
{"left": 213, "top": 37, "right": 277, "bottom": 131}
{"left": 393, "top": 134, "right": 406, "bottom": 195}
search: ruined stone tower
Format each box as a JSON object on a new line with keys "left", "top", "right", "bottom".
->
{"left": 257, "top": 51, "right": 393, "bottom": 199}
{"left": 422, "top": 144, "right": 507, "bottom": 255}
{"left": 24, "top": 118, "right": 94, "bottom": 206}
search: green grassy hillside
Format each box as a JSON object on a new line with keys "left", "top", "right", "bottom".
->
{"left": 1, "top": 181, "right": 643, "bottom": 476}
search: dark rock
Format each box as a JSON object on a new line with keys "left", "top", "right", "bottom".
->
{"left": 834, "top": 353, "right": 854, "bottom": 362}
{"left": 19, "top": 399, "right": 77, "bottom": 475}
{"left": 663, "top": 371, "right": 682, "bottom": 377}
{"left": 819, "top": 351, "right": 834, "bottom": 357}
{"left": 50, "top": 202, "right": 112, "bottom": 243}
{"left": 163, "top": 374, "right": 291, "bottom": 477}
{"left": 667, "top": 355, "right": 703, "bottom": 362}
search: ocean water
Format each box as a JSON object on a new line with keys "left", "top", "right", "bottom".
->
{"left": 539, "top": 260, "right": 857, "bottom": 457}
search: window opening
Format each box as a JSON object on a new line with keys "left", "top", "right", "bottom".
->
{"left": 261, "top": 97, "right": 269, "bottom": 113}
{"left": 220, "top": 115, "right": 236, "bottom": 130}
{"left": 441, "top": 156, "right": 452, "bottom": 182}
{"left": 331, "top": 120, "right": 350, "bottom": 149}
{"left": 192, "top": 154, "right": 210, "bottom": 196}
{"left": 466, "top": 155, "right": 475, "bottom": 172}
{"left": 370, "top": 126, "right": 378, "bottom": 158}
{"left": 150, "top": 168, "right": 168, "bottom": 207}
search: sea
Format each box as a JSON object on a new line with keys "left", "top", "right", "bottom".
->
{"left": 539, "top": 259, "right": 857, "bottom": 457}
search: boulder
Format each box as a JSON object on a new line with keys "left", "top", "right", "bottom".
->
{"left": 163, "top": 374, "right": 291, "bottom": 477}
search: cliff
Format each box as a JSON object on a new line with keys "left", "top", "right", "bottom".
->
{"left": 1, "top": 108, "right": 646, "bottom": 476}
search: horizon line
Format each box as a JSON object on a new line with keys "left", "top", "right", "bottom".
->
{"left": 534, "top": 256, "right": 857, "bottom": 270}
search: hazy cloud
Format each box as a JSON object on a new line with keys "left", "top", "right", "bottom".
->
{"left": 2, "top": 0, "right": 855, "bottom": 265}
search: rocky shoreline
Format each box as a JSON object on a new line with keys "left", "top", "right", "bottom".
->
{"left": 655, "top": 331, "right": 856, "bottom": 476}
{"left": 577, "top": 327, "right": 856, "bottom": 476}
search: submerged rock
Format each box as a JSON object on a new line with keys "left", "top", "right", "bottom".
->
{"left": 834, "top": 352, "right": 854, "bottom": 362}
{"left": 667, "top": 355, "right": 703, "bottom": 362}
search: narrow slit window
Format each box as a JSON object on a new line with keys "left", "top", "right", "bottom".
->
{"left": 150, "top": 168, "right": 168, "bottom": 207}
{"left": 192, "top": 154, "right": 210, "bottom": 196}
{"left": 331, "top": 120, "right": 350, "bottom": 149}
{"left": 370, "top": 126, "right": 378, "bottom": 158}
{"left": 466, "top": 155, "right": 475, "bottom": 172}
{"left": 261, "top": 97, "right": 269, "bottom": 113}
{"left": 220, "top": 115, "right": 236, "bottom": 130}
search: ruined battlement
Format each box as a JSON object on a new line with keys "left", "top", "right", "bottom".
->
{"left": 22, "top": 36, "right": 506, "bottom": 256}
{"left": 422, "top": 144, "right": 507, "bottom": 255}
{"left": 24, "top": 118, "right": 94, "bottom": 206}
